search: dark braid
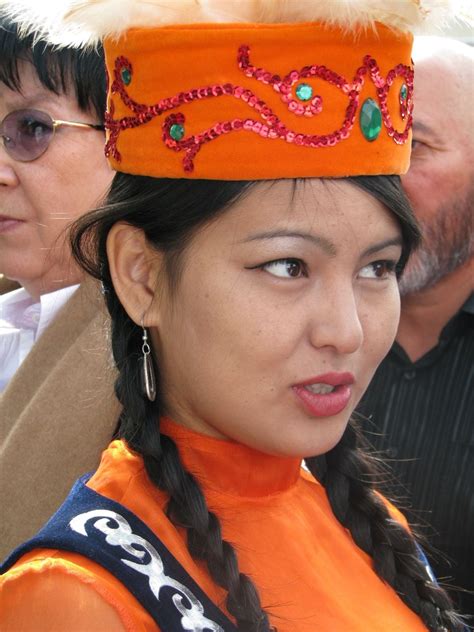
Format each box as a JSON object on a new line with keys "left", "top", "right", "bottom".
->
{"left": 147, "top": 434, "right": 271, "bottom": 630}
{"left": 72, "top": 172, "right": 461, "bottom": 631}
{"left": 306, "top": 423, "right": 463, "bottom": 631}
{"left": 99, "top": 248, "right": 272, "bottom": 630}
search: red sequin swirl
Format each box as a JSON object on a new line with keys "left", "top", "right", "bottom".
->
{"left": 105, "top": 48, "right": 414, "bottom": 171}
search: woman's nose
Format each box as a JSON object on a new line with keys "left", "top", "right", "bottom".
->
{"left": 308, "top": 285, "right": 364, "bottom": 355}
{"left": 0, "top": 146, "right": 19, "bottom": 187}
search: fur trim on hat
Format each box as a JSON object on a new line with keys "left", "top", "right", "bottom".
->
{"left": 1, "top": 0, "right": 471, "bottom": 47}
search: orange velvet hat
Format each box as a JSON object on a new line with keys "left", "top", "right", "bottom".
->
{"left": 103, "top": 21, "right": 413, "bottom": 180}
{"left": 6, "top": 0, "right": 452, "bottom": 180}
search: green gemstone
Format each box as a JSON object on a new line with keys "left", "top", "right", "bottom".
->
{"left": 121, "top": 67, "right": 132, "bottom": 86}
{"left": 169, "top": 123, "right": 185, "bottom": 141}
{"left": 295, "top": 83, "right": 313, "bottom": 101}
{"left": 359, "top": 98, "right": 382, "bottom": 142}
{"left": 399, "top": 83, "right": 408, "bottom": 101}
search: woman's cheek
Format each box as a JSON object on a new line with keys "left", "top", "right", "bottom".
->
{"left": 363, "top": 287, "right": 400, "bottom": 362}
{"left": 385, "top": 283, "right": 402, "bottom": 344}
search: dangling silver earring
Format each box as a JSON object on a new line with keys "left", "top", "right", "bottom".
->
{"left": 140, "top": 321, "right": 156, "bottom": 402}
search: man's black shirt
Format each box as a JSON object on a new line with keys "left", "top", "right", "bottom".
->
{"left": 359, "top": 294, "right": 474, "bottom": 615}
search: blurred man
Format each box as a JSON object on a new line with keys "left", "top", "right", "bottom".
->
{"left": 0, "top": 16, "right": 120, "bottom": 558}
{"left": 360, "top": 37, "right": 473, "bottom": 614}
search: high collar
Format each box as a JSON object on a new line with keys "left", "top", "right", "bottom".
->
{"left": 160, "top": 418, "right": 302, "bottom": 498}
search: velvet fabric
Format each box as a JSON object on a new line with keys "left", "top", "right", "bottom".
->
{"left": 1, "top": 419, "right": 428, "bottom": 631}
{"left": 104, "top": 21, "right": 413, "bottom": 180}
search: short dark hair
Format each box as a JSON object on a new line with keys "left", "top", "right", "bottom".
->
{"left": 0, "top": 15, "right": 106, "bottom": 122}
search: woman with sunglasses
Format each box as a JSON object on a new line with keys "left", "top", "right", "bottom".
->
{"left": 0, "top": 15, "right": 119, "bottom": 560}
{"left": 0, "top": 1, "right": 465, "bottom": 631}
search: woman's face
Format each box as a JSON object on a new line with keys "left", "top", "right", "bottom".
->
{"left": 0, "top": 62, "right": 112, "bottom": 299}
{"left": 152, "top": 179, "right": 402, "bottom": 457}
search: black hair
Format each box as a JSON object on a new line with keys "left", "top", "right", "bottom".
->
{"left": 0, "top": 14, "right": 106, "bottom": 122}
{"left": 72, "top": 173, "right": 462, "bottom": 631}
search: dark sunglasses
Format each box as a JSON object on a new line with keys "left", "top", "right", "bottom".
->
{"left": 0, "top": 108, "right": 105, "bottom": 162}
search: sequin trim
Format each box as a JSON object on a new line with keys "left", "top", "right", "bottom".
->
{"left": 105, "top": 47, "right": 414, "bottom": 173}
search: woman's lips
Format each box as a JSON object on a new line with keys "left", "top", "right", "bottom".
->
{"left": 0, "top": 217, "right": 24, "bottom": 234}
{"left": 292, "top": 372, "right": 354, "bottom": 418}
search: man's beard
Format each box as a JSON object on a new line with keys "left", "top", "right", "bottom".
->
{"left": 399, "top": 184, "right": 473, "bottom": 296}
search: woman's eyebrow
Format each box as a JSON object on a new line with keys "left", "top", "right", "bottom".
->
{"left": 362, "top": 237, "right": 403, "bottom": 258}
{"left": 238, "top": 230, "right": 337, "bottom": 255}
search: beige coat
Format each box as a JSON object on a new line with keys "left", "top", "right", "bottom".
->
{"left": 0, "top": 279, "right": 121, "bottom": 560}
{"left": 0, "top": 274, "right": 20, "bottom": 295}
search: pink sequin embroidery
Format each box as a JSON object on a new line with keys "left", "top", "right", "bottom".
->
{"left": 105, "top": 47, "right": 413, "bottom": 173}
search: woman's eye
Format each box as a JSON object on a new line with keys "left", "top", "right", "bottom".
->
{"left": 261, "top": 258, "right": 307, "bottom": 279}
{"left": 20, "top": 118, "right": 51, "bottom": 139}
{"left": 359, "top": 260, "right": 397, "bottom": 280}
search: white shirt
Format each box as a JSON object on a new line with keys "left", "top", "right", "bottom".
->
{"left": 0, "top": 284, "right": 79, "bottom": 392}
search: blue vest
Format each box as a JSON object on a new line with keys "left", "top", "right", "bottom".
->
{"left": 1, "top": 475, "right": 239, "bottom": 632}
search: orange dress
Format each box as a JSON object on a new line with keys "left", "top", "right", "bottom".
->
{"left": 0, "top": 419, "right": 428, "bottom": 631}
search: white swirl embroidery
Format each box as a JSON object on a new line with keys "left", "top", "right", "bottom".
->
{"left": 70, "top": 510, "right": 224, "bottom": 632}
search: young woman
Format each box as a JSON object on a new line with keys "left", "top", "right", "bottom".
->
{"left": 0, "top": 1, "right": 464, "bottom": 631}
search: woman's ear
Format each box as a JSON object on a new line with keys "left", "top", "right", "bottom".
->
{"left": 106, "top": 222, "right": 163, "bottom": 326}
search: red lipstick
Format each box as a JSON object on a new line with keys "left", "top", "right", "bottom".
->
{"left": 292, "top": 372, "right": 354, "bottom": 418}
